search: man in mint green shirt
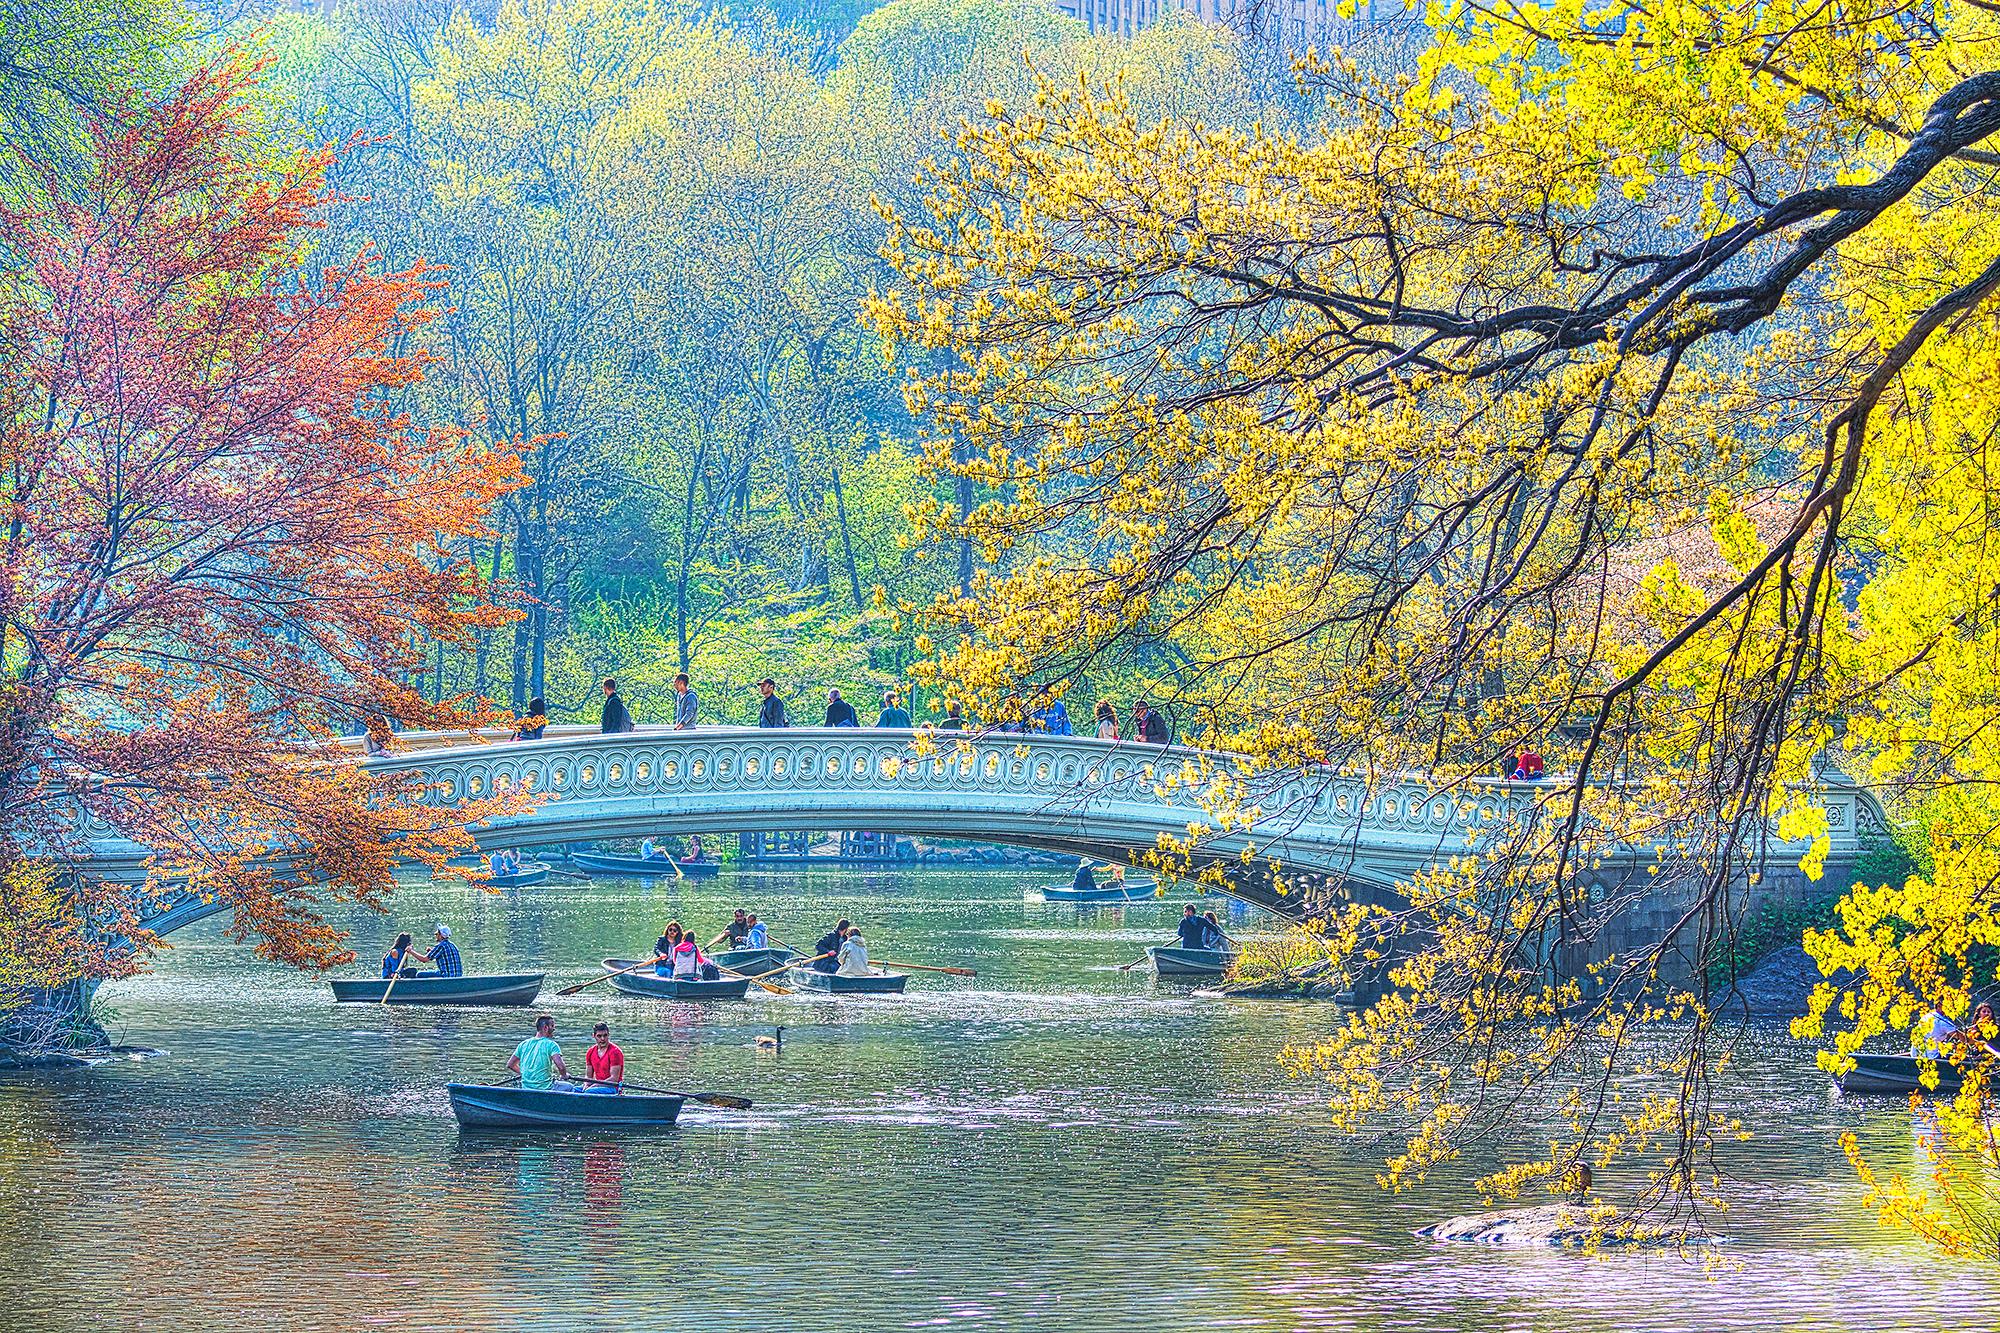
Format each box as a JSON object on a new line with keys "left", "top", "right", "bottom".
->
{"left": 507, "top": 1014, "right": 573, "bottom": 1090}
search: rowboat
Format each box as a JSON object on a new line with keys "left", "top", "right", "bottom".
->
{"left": 447, "top": 1082, "right": 683, "bottom": 1130}
{"left": 712, "top": 946, "right": 797, "bottom": 977}
{"left": 1836, "top": 1051, "right": 1971, "bottom": 1096}
{"left": 329, "top": 973, "right": 544, "bottom": 1006}
{"left": 1148, "top": 946, "right": 1237, "bottom": 977}
{"left": 599, "top": 959, "right": 749, "bottom": 1000}
{"left": 571, "top": 852, "right": 721, "bottom": 878}
{"left": 483, "top": 861, "right": 551, "bottom": 887}
{"left": 789, "top": 966, "right": 909, "bottom": 995}
{"left": 1042, "top": 878, "right": 1159, "bottom": 902}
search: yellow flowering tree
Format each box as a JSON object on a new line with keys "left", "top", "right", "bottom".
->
{"left": 866, "top": 2, "right": 2000, "bottom": 1243}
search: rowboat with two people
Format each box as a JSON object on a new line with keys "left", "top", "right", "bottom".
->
{"left": 1147, "top": 904, "right": 1238, "bottom": 977}
{"left": 1837, "top": 1002, "right": 1997, "bottom": 1095}
{"left": 330, "top": 974, "right": 544, "bottom": 1006}
{"left": 1042, "top": 869, "right": 1160, "bottom": 903}
{"left": 789, "top": 920, "right": 914, "bottom": 994}
{"left": 712, "top": 945, "right": 797, "bottom": 977}
{"left": 337, "top": 925, "right": 543, "bottom": 1005}
{"left": 448, "top": 1014, "right": 748, "bottom": 1130}
{"left": 598, "top": 958, "right": 749, "bottom": 1000}
{"left": 481, "top": 849, "right": 551, "bottom": 887}
{"left": 571, "top": 847, "right": 720, "bottom": 878}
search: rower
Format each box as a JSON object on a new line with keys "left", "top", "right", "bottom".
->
{"left": 583, "top": 1022, "right": 623, "bottom": 1095}
{"left": 721, "top": 909, "right": 751, "bottom": 949}
{"left": 1915, "top": 1008, "right": 1958, "bottom": 1059}
{"left": 507, "top": 1014, "right": 574, "bottom": 1091}
{"left": 420, "top": 925, "right": 463, "bottom": 977}
{"left": 640, "top": 837, "right": 669, "bottom": 861}
{"left": 837, "top": 926, "right": 872, "bottom": 977}
{"left": 743, "top": 913, "right": 768, "bottom": 949}
{"left": 1071, "top": 860, "right": 1096, "bottom": 894}
{"left": 813, "top": 919, "right": 850, "bottom": 973}
{"left": 1175, "top": 905, "right": 1207, "bottom": 950}
{"left": 381, "top": 931, "right": 417, "bottom": 979}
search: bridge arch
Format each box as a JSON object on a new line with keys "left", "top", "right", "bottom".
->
{"left": 103, "top": 727, "right": 1879, "bottom": 939}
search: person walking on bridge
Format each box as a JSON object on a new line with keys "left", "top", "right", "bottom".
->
{"left": 601, "top": 678, "right": 634, "bottom": 734}
{"left": 757, "top": 678, "right": 788, "bottom": 727}
{"left": 875, "top": 692, "right": 912, "bottom": 728}
{"left": 673, "top": 672, "right": 698, "bottom": 729}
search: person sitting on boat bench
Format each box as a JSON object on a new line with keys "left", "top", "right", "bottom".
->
{"left": 813, "top": 920, "right": 851, "bottom": 973}
{"left": 672, "top": 932, "right": 718, "bottom": 980}
{"left": 1071, "top": 860, "right": 1097, "bottom": 895}
{"left": 508, "top": 1015, "right": 576, "bottom": 1091}
{"left": 837, "top": 926, "right": 872, "bottom": 977}
{"left": 1176, "top": 906, "right": 1208, "bottom": 951}
{"left": 744, "top": 913, "right": 768, "bottom": 949}
{"left": 640, "top": 837, "right": 670, "bottom": 861}
{"left": 583, "top": 1023, "right": 623, "bottom": 1095}
{"left": 1201, "top": 910, "right": 1228, "bottom": 951}
{"left": 722, "top": 909, "right": 751, "bottom": 948}
{"left": 655, "top": 922, "right": 683, "bottom": 976}
{"left": 421, "top": 925, "right": 463, "bottom": 978}
{"left": 382, "top": 932, "right": 419, "bottom": 979}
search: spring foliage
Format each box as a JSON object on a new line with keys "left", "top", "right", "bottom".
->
{"left": 0, "top": 55, "right": 523, "bottom": 987}
{"left": 866, "top": 0, "right": 2000, "bottom": 1244}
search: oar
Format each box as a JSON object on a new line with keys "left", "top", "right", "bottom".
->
{"left": 556, "top": 955, "right": 663, "bottom": 997}
{"left": 870, "top": 958, "right": 977, "bottom": 977}
{"left": 574, "top": 1075, "right": 751, "bottom": 1110}
{"left": 705, "top": 929, "right": 731, "bottom": 949}
{"left": 1117, "top": 951, "right": 1155, "bottom": 972}
{"left": 381, "top": 955, "right": 410, "bottom": 1005}
{"left": 711, "top": 961, "right": 794, "bottom": 997}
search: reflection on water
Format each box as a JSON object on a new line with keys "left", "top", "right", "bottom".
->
{"left": 1, "top": 867, "right": 1995, "bottom": 1332}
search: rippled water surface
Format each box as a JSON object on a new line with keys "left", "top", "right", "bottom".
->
{"left": 1, "top": 866, "right": 1993, "bottom": 1332}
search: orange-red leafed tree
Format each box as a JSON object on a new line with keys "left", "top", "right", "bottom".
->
{"left": 0, "top": 54, "right": 524, "bottom": 996}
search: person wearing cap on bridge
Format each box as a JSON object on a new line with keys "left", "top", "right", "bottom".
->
{"left": 420, "top": 925, "right": 463, "bottom": 978}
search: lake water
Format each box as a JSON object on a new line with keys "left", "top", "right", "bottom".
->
{"left": 0, "top": 866, "right": 1992, "bottom": 1332}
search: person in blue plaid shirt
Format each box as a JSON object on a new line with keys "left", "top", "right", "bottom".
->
{"left": 421, "top": 925, "right": 463, "bottom": 977}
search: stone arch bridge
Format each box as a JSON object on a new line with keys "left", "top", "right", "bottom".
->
{"left": 110, "top": 726, "right": 1882, "bottom": 940}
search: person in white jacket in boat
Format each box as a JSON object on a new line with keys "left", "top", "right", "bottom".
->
{"left": 836, "top": 926, "right": 873, "bottom": 977}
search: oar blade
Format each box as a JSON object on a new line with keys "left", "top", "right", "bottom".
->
{"left": 690, "top": 1092, "right": 753, "bottom": 1109}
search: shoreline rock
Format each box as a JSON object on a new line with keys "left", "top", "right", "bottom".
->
{"left": 1415, "top": 1202, "right": 1709, "bottom": 1248}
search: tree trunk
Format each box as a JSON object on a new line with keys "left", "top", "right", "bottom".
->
{"left": 831, "top": 464, "right": 865, "bottom": 609}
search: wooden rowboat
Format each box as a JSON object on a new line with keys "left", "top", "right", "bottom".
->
{"left": 711, "top": 946, "right": 797, "bottom": 977}
{"left": 1148, "top": 946, "right": 1236, "bottom": 977}
{"left": 1836, "top": 1051, "right": 1970, "bottom": 1096}
{"left": 447, "top": 1082, "right": 683, "bottom": 1130}
{"left": 329, "top": 973, "right": 544, "bottom": 1006}
{"left": 1042, "top": 878, "right": 1159, "bottom": 902}
{"left": 790, "top": 966, "right": 909, "bottom": 995}
{"left": 571, "top": 852, "right": 721, "bottom": 878}
{"left": 600, "top": 959, "right": 749, "bottom": 1000}
{"left": 484, "top": 861, "right": 551, "bottom": 887}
